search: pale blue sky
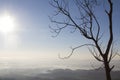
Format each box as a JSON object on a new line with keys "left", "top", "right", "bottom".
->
{"left": 0, "top": 0, "right": 88, "bottom": 55}
{"left": 0, "top": 0, "right": 119, "bottom": 70}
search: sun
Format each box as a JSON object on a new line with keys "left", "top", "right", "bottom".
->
{"left": 0, "top": 14, "right": 15, "bottom": 34}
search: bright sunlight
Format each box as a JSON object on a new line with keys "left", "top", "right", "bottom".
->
{"left": 0, "top": 13, "right": 19, "bottom": 48}
{"left": 0, "top": 14, "right": 15, "bottom": 34}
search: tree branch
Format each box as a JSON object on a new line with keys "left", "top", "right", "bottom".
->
{"left": 105, "top": 0, "right": 113, "bottom": 56}
{"left": 59, "top": 44, "right": 96, "bottom": 59}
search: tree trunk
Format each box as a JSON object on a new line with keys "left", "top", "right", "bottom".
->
{"left": 104, "top": 61, "right": 111, "bottom": 80}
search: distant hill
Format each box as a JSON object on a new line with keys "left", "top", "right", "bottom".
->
{"left": 0, "top": 68, "right": 120, "bottom": 80}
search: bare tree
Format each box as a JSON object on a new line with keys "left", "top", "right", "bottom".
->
{"left": 49, "top": 0, "right": 118, "bottom": 80}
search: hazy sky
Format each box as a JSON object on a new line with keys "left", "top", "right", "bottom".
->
{"left": 0, "top": 0, "right": 119, "bottom": 70}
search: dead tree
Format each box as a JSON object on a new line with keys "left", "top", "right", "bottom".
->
{"left": 49, "top": 0, "right": 117, "bottom": 80}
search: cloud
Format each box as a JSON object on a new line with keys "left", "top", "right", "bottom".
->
{"left": 0, "top": 68, "right": 120, "bottom": 80}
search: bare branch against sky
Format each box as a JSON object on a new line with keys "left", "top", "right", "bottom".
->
{"left": 50, "top": 0, "right": 120, "bottom": 80}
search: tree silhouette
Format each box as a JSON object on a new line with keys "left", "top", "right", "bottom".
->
{"left": 49, "top": 0, "right": 118, "bottom": 80}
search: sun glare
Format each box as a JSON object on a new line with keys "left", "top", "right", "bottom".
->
{"left": 0, "top": 13, "right": 18, "bottom": 47}
{"left": 0, "top": 14, "right": 15, "bottom": 34}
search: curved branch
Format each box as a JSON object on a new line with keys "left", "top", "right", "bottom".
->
{"left": 59, "top": 44, "right": 96, "bottom": 59}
